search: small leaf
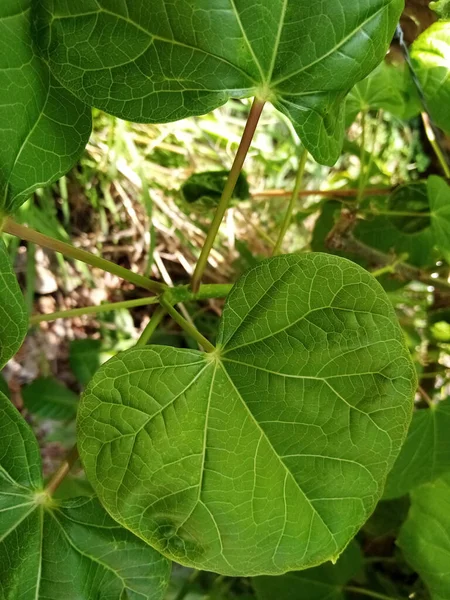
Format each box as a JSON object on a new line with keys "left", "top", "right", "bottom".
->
{"left": 411, "top": 21, "right": 450, "bottom": 135}
{"left": 0, "top": 241, "right": 28, "bottom": 369}
{"left": 430, "top": 0, "right": 450, "bottom": 19}
{"left": 22, "top": 377, "right": 78, "bottom": 420}
{"left": 0, "top": 1, "right": 92, "bottom": 214}
{"left": 78, "top": 254, "right": 415, "bottom": 576}
{"left": 429, "top": 175, "right": 450, "bottom": 263}
{"left": 398, "top": 473, "right": 450, "bottom": 600}
{"left": 384, "top": 399, "right": 450, "bottom": 499}
{"left": 181, "top": 171, "right": 249, "bottom": 207}
{"left": 35, "top": 1, "right": 403, "bottom": 165}
{"left": 252, "top": 542, "right": 362, "bottom": 600}
{"left": 0, "top": 391, "right": 171, "bottom": 599}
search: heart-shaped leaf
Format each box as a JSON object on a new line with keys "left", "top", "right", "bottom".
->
{"left": 0, "top": 241, "right": 27, "bottom": 369}
{"left": 35, "top": 0, "right": 403, "bottom": 165}
{"left": 22, "top": 377, "right": 79, "bottom": 420}
{"left": 78, "top": 254, "right": 415, "bottom": 576}
{"left": 0, "top": 0, "right": 91, "bottom": 214}
{"left": 0, "top": 391, "right": 170, "bottom": 599}
{"left": 398, "top": 473, "right": 450, "bottom": 600}
{"left": 384, "top": 399, "right": 450, "bottom": 499}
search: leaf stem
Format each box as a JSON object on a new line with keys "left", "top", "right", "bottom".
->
{"left": 345, "top": 586, "right": 398, "bottom": 600}
{"left": 160, "top": 296, "right": 215, "bottom": 353}
{"left": 191, "top": 98, "right": 266, "bottom": 291}
{"left": 135, "top": 306, "right": 167, "bottom": 347}
{"left": 422, "top": 112, "right": 450, "bottom": 179}
{"left": 3, "top": 218, "right": 165, "bottom": 295}
{"left": 272, "top": 148, "right": 309, "bottom": 256}
{"left": 45, "top": 445, "right": 79, "bottom": 496}
{"left": 357, "top": 109, "right": 368, "bottom": 205}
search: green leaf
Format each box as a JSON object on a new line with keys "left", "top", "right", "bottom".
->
{"left": 181, "top": 170, "right": 250, "bottom": 207}
{"left": 35, "top": 0, "right": 403, "bottom": 166}
{"left": 78, "top": 253, "right": 415, "bottom": 576}
{"left": 411, "top": 21, "right": 450, "bottom": 135}
{"left": 430, "top": 0, "right": 450, "bottom": 19}
{"left": 0, "top": 372, "right": 10, "bottom": 399}
{"left": 429, "top": 175, "right": 450, "bottom": 263}
{"left": 22, "top": 377, "right": 78, "bottom": 420}
{"left": 383, "top": 400, "right": 450, "bottom": 499}
{"left": 0, "top": 1, "right": 92, "bottom": 214}
{"left": 252, "top": 542, "right": 362, "bottom": 600}
{"left": 398, "top": 473, "right": 450, "bottom": 600}
{"left": 0, "top": 241, "right": 27, "bottom": 369}
{"left": 0, "top": 390, "right": 171, "bottom": 599}
{"left": 69, "top": 338, "right": 114, "bottom": 386}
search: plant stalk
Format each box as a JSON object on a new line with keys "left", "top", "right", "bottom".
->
{"left": 191, "top": 98, "right": 266, "bottom": 292}
{"left": 45, "top": 446, "right": 79, "bottom": 496}
{"left": 272, "top": 148, "right": 308, "bottom": 256}
{"left": 357, "top": 110, "right": 368, "bottom": 205}
{"left": 3, "top": 219, "right": 165, "bottom": 295}
{"left": 422, "top": 112, "right": 450, "bottom": 179}
{"left": 136, "top": 306, "right": 167, "bottom": 347}
{"left": 345, "top": 586, "right": 397, "bottom": 600}
{"left": 160, "top": 297, "right": 215, "bottom": 352}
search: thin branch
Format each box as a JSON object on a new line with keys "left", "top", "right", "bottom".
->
{"left": 136, "top": 306, "right": 167, "bottom": 347}
{"left": 160, "top": 297, "right": 215, "bottom": 353}
{"left": 45, "top": 446, "right": 79, "bottom": 496}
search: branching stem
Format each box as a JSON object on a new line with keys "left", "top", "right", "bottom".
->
{"left": 160, "top": 296, "right": 215, "bottom": 352}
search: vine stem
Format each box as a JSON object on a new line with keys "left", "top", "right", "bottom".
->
{"left": 160, "top": 296, "right": 215, "bottom": 352}
{"left": 272, "top": 148, "right": 309, "bottom": 256}
{"left": 345, "top": 586, "right": 398, "bottom": 600}
{"left": 45, "top": 446, "right": 79, "bottom": 496}
{"left": 357, "top": 109, "right": 368, "bottom": 205}
{"left": 422, "top": 112, "right": 450, "bottom": 179}
{"left": 136, "top": 306, "right": 166, "bottom": 347}
{"left": 3, "top": 218, "right": 165, "bottom": 295}
{"left": 191, "top": 98, "right": 266, "bottom": 292}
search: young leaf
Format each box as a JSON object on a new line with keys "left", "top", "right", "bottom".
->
{"left": 181, "top": 170, "right": 250, "bottom": 207}
{"left": 430, "top": 0, "right": 450, "bottom": 19}
{"left": 411, "top": 21, "right": 450, "bottom": 135}
{"left": 429, "top": 176, "right": 450, "bottom": 264}
{"left": 252, "top": 542, "right": 362, "bottom": 600}
{"left": 35, "top": 0, "right": 403, "bottom": 166}
{"left": 398, "top": 473, "right": 450, "bottom": 600}
{"left": 0, "top": 241, "right": 28, "bottom": 369}
{"left": 0, "top": 0, "right": 92, "bottom": 214}
{"left": 22, "top": 377, "right": 78, "bottom": 420}
{"left": 78, "top": 254, "right": 416, "bottom": 576}
{"left": 383, "top": 399, "right": 450, "bottom": 499}
{"left": 0, "top": 390, "right": 171, "bottom": 599}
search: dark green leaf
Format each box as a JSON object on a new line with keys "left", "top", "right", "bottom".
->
{"left": 252, "top": 542, "right": 362, "bottom": 600}
{"left": 0, "top": 241, "right": 27, "bottom": 369}
{"left": 411, "top": 21, "right": 450, "bottom": 135}
{"left": 429, "top": 175, "right": 450, "bottom": 263}
{"left": 78, "top": 254, "right": 415, "bottom": 576}
{"left": 35, "top": 1, "right": 403, "bottom": 165}
{"left": 181, "top": 171, "right": 249, "bottom": 206}
{"left": 0, "top": 372, "right": 10, "bottom": 399}
{"left": 69, "top": 339, "right": 107, "bottom": 386}
{"left": 0, "top": 390, "right": 171, "bottom": 599}
{"left": 384, "top": 399, "right": 450, "bottom": 499}
{"left": 398, "top": 473, "right": 450, "bottom": 600}
{"left": 0, "top": 0, "right": 91, "bottom": 214}
{"left": 22, "top": 377, "right": 78, "bottom": 420}
{"left": 363, "top": 497, "right": 410, "bottom": 538}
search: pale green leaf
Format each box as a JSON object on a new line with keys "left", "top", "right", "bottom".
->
{"left": 398, "top": 473, "right": 450, "bottom": 600}
{"left": 35, "top": 0, "right": 403, "bottom": 166}
{"left": 252, "top": 541, "right": 362, "bottom": 600}
{"left": 411, "top": 21, "right": 450, "bottom": 135}
{"left": 0, "top": 241, "right": 27, "bottom": 369}
{"left": 0, "top": 391, "right": 171, "bottom": 599}
{"left": 384, "top": 399, "right": 450, "bottom": 499}
{"left": 0, "top": 0, "right": 92, "bottom": 214}
{"left": 429, "top": 175, "right": 450, "bottom": 264}
{"left": 78, "top": 254, "right": 415, "bottom": 576}
{"left": 430, "top": 0, "right": 450, "bottom": 19}
{"left": 22, "top": 377, "right": 78, "bottom": 420}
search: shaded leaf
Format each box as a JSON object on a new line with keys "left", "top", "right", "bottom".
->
{"left": 252, "top": 542, "right": 362, "bottom": 600}
{"left": 411, "top": 21, "right": 450, "bottom": 135}
{"left": 363, "top": 497, "right": 410, "bottom": 538}
{"left": 22, "top": 377, "right": 78, "bottom": 420}
{"left": 398, "top": 473, "right": 450, "bottom": 600}
{"left": 69, "top": 338, "right": 111, "bottom": 386}
{"left": 0, "top": 0, "right": 91, "bottom": 214}
{"left": 0, "top": 240, "right": 27, "bottom": 369}
{"left": 0, "top": 372, "right": 10, "bottom": 399}
{"left": 429, "top": 175, "right": 450, "bottom": 263}
{"left": 35, "top": 0, "right": 403, "bottom": 165}
{"left": 0, "top": 390, "right": 171, "bottom": 599}
{"left": 78, "top": 254, "right": 415, "bottom": 576}
{"left": 181, "top": 170, "right": 249, "bottom": 207}
{"left": 384, "top": 399, "right": 450, "bottom": 499}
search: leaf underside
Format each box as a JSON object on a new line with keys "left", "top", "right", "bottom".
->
{"left": 0, "top": 391, "right": 170, "bottom": 600}
{"left": 78, "top": 253, "right": 415, "bottom": 576}
{"left": 35, "top": 0, "right": 403, "bottom": 165}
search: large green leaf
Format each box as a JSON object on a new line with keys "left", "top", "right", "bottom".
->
{"left": 0, "top": 0, "right": 91, "bottom": 214}
{"left": 398, "top": 473, "right": 450, "bottom": 600}
{"left": 384, "top": 399, "right": 450, "bottom": 499}
{"left": 35, "top": 0, "right": 403, "bottom": 166}
{"left": 78, "top": 254, "right": 415, "bottom": 576}
{"left": 0, "top": 241, "right": 27, "bottom": 369}
{"left": 0, "top": 391, "right": 171, "bottom": 599}
{"left": 22, "top": 377, "right": 79, "bottom": 420}
{"left": 252, "top": 542, "right": 362, "bottom": 600}
{"left": 429, "top": 176, "right": 450, "bottom": 264}
{"left": 411, "top": 21, "right": 450, "bottom": 135}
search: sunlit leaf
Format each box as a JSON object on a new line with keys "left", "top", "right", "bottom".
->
{"left": 35, "top": 0, "right": 403, "bottom": 165}
{"left": 430, "top": 0, "right": 450, "bottom": 19}
{"left": 78, "top": 254, "right": 415, "bottom": 576}
{"left": 22, "top": 377, "right": 78, "bottom": 420}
